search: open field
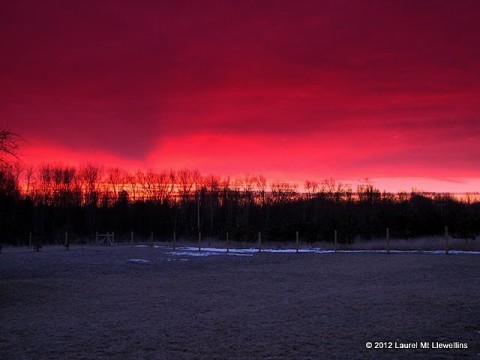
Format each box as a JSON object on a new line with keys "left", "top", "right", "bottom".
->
{"left": 1, "top": 245, "right": 479, "bottom": 359}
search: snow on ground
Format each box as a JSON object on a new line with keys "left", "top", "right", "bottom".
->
{"left": 127, "top": 258, "right": 150, "bottom": 264}
{"left": 167, "top": 251, "right": 253, "bottom": 257}
{"left": 133, "top": 244, "right": 480, "bottom": 257}
{"left": 126, "top": 245, "right": 480, "bottom": 264}
{"left": 171, "top": 246, "right": 480, "bottom": 255}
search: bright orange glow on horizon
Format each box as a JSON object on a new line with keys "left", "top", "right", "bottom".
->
{"left": 18, "top": 139, "right": 480, "bottom": 195}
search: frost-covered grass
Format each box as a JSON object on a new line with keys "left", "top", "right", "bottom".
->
{"left": 1, "top": 245, "right": 479, "bottom": 359}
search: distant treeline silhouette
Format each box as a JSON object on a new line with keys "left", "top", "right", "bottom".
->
{"left": 0, "top": 164, "right": 479, "bottom": 245}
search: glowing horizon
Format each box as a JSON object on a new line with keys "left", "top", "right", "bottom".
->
{"left": 15, "top": 139, "right": 479, "bottom": 194}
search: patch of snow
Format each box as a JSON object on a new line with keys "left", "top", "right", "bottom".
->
{"left": 168, "top": 250, "right": 252, "bottom": 257}
{"left": 128, "top": 258, "right": 150, "bottom": 264}
{"left": 444, "top": 250, "right": 480, "bottom": 255}
{"left": 168, "top": 251, "right": 211, "bottom": 257}
{"left": 167, "top": 247, "right": 480, "bottom": 256}
{"left": 136, "top": 244, "right": 480, "bottom": 256}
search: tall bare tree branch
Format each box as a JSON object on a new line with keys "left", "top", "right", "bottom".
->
{"left": 0, "top": 126, "right": 21, "bottom": 164}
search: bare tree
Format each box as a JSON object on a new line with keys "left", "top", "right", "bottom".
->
{"left": 125, "top": 171, "right": 139, "bottom": 202}
{"left": 255, "top": 175, "right": 268, "bottom": 206}
{"left": 79, "top": 164, "right": 102, "bottom": 205}
{"left": 107, "top": 167, "right": 125, "bottom": 201}
{"left": 204, "top": 174, "right": 220, "bottom": 230}
{"left": 38, "top": 165, "right": 54, "bottom": 204}
{"left": 271, "top": 181, "right": 297, "bottom": 203}
{"left": 177, "top": 169, "right": 195, "bottom": 203}
{"left": 0, "top": 126, "right": 21, "bottom": 164}
{"left": 24, "top": 165, "right": 35, "bottom": 195}
{"left": 304, "top": 180, "right": 318, "bottom": 200}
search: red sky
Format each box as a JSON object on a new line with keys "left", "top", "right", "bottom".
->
{"left": 1, "top": 0, "right": 480, "bottom": 192}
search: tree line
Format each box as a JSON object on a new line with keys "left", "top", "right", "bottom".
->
{"left": 1, "top": 162, "right": 479, "bottom": 246}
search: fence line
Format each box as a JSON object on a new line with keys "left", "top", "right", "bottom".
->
{"left": 8, "top": 225, "right": 473, "bottom": 254}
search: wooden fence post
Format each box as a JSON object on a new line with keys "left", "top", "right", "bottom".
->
{"left": 258, "top": 232, "right": 262, "bottom": 253}
{"left": 296, "top": 231, "right": 299, "bottom": 253}
{"left": 386, "top": 227, "right": 390, "bottom": 254}
{"left": 34, "top": 235, "right": 40, "bottom": 251}
{"left": 445, "top": 226, "right": 449, "bottom": 255}
{"left": 226, "top": 232, "right": 229, "bottom": 253}
{"left": 334, "top": 230, "right": 337, "bottom": 253}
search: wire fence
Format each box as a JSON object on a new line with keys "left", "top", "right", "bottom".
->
{"left": 5, "top": 227, "right": 479, "bottom": 255}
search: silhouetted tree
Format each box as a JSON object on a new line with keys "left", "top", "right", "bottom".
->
{"left": 0, "top": 126, "right": 21, "bottom": 165}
